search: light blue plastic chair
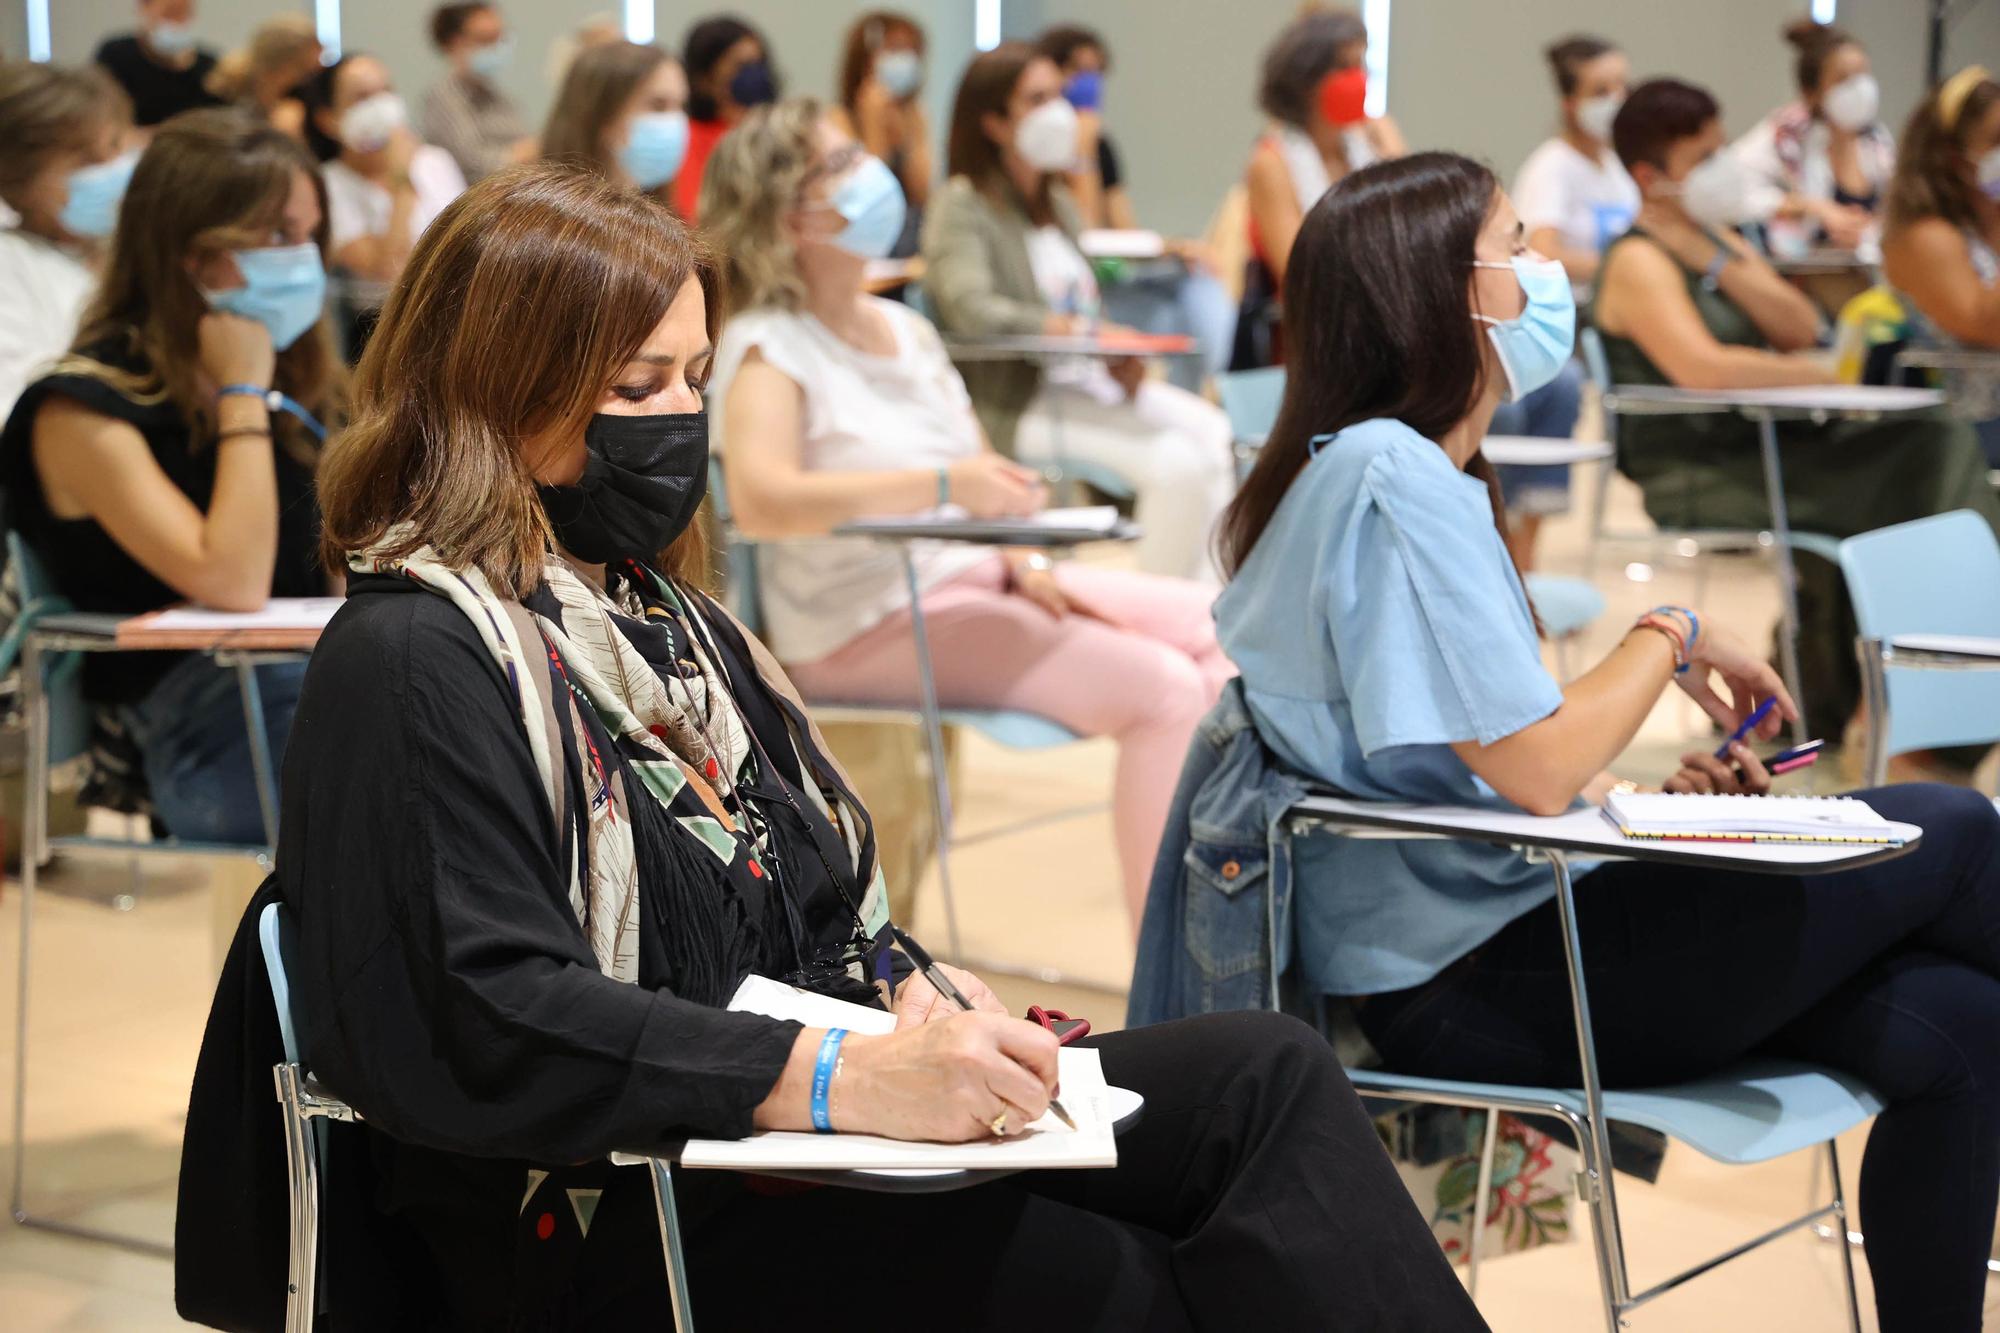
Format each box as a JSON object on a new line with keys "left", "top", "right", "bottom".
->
{"left": 1275, "top": 804, "right": 1873, "bottom": 1330}
{"left": 2, "top": 533, "right": 92, "bottom": 768}
{"left": 1217, "top": 366, "right": 1286, "bottom": 473}
{"left": 1840, "top": 510, "right": 2000, "bottom": 785}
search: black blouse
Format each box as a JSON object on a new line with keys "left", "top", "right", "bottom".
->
{"left": 0, "top": 339, "right": 324, "bottom": 704}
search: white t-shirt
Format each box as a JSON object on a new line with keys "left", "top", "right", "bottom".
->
{"left": 0, "top": 228, "right": 94, "bottom": 422}
{"left": 1511, "top": 137, "right": 1640, "bottom": 264}
{"left": 323, "top": 144, "right": 465, "bottom": 308}
{"left": 707, "top": 298, "right": 993, "bottom": 663}
{"left": 1022, "top": 225, "right": 1120, "bottom": 397}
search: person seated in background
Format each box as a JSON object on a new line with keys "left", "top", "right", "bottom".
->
{"left": 540, "top": 41, "right": 689, "bottom": 211}
{"left": 93, "top": 0, "right": 224, "bottom": 134}
{"left": 303, "top": 54, "right": 465, "bottom": 355}
{"left": 1735, "top": 19, "right": 1893, "bottom": 253}
{"left": 173, "top": 160, "right": 1489, "bottom": 1333}
{"left": 703, "top": 99, "right": 1232, "bottom": 929}
{"left": 204, "top": 12, "right": 322, "bottom": 143}
{"left": 1242, "top": 8, "right": 1405, "bottom": 295}
{"left": 1881, "top": 67, "right": 2000, "bottom": 463}
{"left": 1204, "top": 149, "right": 2000, "bottom": 1333}
{"left": 1595, "top": 78, "right": 1999, "bottom": 732}
{"left": 1513, "top": 34, "right": 1637, "bottom": 290}
{"left": 0, "top": 109, "right": 339, "bottom": 845}
{"left": 421, "top": 2, "right": 529, "bottom": 184}
{"left": 0, "top": 63, "right": 133, "bottom": 419}
{"left": 676, "top": 14, "right": 779, "bottom": 221}
{"left": 832, "top": 10, "right": 931, "bottom": 262}
{"left": 1035, "top": 22, "right": 1237, "bottom": 395}
{"left": 921, "top": 43, "right": 1235, "bottom": 584}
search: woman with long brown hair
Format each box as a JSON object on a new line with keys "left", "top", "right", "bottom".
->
{"left": 204, "top": 12, "right": 322, "bottom": 142}
{"left": 178, "top": 159, "right": 1489, "bottom": 1332}
{"left": 1211, "top": 149, "right": 2000, "bottom": 1333}
{"left": 540, "top": 39, "right": 690, "bottom": 208}
{"left": 830, "top": 8, "right": 931, "bottom": 257}
{"left": 921, "top": 42, "right": 1234, "bottom": 583}
{"left": 0, "top": 107, "right": 339, "bottom": 844}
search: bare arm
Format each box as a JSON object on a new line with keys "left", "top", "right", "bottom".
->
{"left": 1526, "top": 224, "right": 1600, "bottom": 286}
{"left": 1597, "top": 236, "right": 1834, "bottom": 390}
{"left": 32, "top": 395, "right": 280, "bottom": 611}
{"left": 1363, "top": 114, "right": 1408, "bottom": 160}
{"left": 900, "top": 103, "right": 933, "bottom": 210}
{"left": 721, "top": 349, "right": 1042, "bottom": 539}
{"left": 1883, "top": 220, "right": 2000, "bottom": 347}
{"left": 1065, "top": 111, "right": 1107, "bottom": 229}
{"left": 1245, "top": 144, "right": 1303, "bottom": 286}
{"left": 1105, "top": 186, "right": 1139, "bottom": 231}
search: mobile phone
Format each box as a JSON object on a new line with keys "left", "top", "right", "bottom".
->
{"left": 1049, "top": 1018, "right": 1091, "bottom": 1044}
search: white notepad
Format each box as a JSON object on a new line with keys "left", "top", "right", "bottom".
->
{"left": 1603, "top": 791, "right": 1903, "bottom": 844}
{"left": 674, "top": 976, "right": 1121, "bottom": 1173}
{"left": 141, "top": 597, "right": 345, "bottom": 632}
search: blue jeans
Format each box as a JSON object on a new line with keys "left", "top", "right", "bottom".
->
{"left": 1490, "top": 356, "right": 1586, "bottom": 515}
{"left": 1100, "top": 263, "right": 1237, "bottom": 394}
{"left": 1358, "top": 783, "right": 2000, "bottom": 1333}
{"left": 117, "top": 654, "right": 305, "bottom": 845}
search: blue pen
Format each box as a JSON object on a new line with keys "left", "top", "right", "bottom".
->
{"left": 1713, "top": 696, "right": 1778, "bottom": 760}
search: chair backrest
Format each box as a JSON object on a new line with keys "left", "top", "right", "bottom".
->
{"left": 706, "top": 455, "right": 765, "bottom": 637}
{"left": 1578, "top": 327, "right": 1620, "bottom": 451}
{"left": 1840, "top": 510, "right": 2000, "bottom": 755}
{"left": 1217, "top": 367, "right": 1286, "bottom": 446}
{"left": 5, "top": 532, "right": 92, "bottom": 766}
{"left": 258, "top": 900, "right": 304, "bottom": 1065}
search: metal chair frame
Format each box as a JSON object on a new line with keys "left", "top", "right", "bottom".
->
{"left": 1280, "top": 806, "right": 1868, "bottom": 1331}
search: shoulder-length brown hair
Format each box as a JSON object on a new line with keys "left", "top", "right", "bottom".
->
{"left": 541, "top": 40, "right": 678, "bottom": 200}
{"left": 1217, "top": 152, "right": 1507, "bottom": 578}
{"left": 946, "top": 42, "right": 1059, "bottom": 219}
{"left": 700, "top": 98, "right": 822, "bottom": 314}
{"left": 59, "top": 107, "right": 342, "bottom": 461}
{"left": 0, "top": 61, "right": 131, "bottom": 212}
{"left": 318, "top": 162, "right": 720, "bottom": 597}
{"left": 1885, "top": 69, "right": 2000, "bottom": 238}
{"left": 837, "top": 11, "right": 925, "bottom": 115}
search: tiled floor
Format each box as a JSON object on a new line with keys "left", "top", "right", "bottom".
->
{"left": 2, "top": 465, "right": 1996, "bottom": 1330}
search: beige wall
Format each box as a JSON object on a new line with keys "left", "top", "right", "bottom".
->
{"left": 45, "top": 0, "right": 315, "bottom": 67}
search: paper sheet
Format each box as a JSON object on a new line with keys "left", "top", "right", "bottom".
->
{"left": 139, "top": 598, "right": 345, "bottom": 632}
{"left": 678, "top": 975, "right": 1119, "bottom": 1172}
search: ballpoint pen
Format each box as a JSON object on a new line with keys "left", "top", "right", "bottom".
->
{"left": 889, "top": 923, "right": 1077, "bottom": 1132}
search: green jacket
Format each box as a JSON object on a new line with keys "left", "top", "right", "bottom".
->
{"left": 919, "top": 173, "right": 1083, "bottom": 457}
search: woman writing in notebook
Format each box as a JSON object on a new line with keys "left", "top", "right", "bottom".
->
{"left": 1215, "top": 152, "right": 2000, "bottom": 1333}
{"left": 177, "top": 162, "right": 1488, "bottom": 1332}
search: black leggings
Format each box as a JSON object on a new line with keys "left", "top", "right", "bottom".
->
{"left": 501, "top": 1011, "right": 1488, "bottom": 1332}
{"left": 1358, "top": 783, "right": 2000, "bottom": 1333}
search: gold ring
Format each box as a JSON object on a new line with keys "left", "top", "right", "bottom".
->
{"left": 989, "top": 1110, "right": 1008, "bottom": 1138}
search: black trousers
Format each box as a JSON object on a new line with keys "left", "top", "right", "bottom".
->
{"left": 487, "top": 1011, "right": 1487, "bottom": 1332}
{"left": 1358, "top": 783, "right": 2000, "bottom": 1333}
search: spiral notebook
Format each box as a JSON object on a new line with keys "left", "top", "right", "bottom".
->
{"left": 1602, "top": 791, "right": 1903, "bottom": 844}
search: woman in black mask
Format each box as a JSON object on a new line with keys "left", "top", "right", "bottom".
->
{"left": 174, "top": 161, "right": 1492, "bottom": 1332}
{"left": 675, "top": 13, "right": 778, "bottom": 221}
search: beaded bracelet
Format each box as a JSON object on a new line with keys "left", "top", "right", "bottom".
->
{"left": 1651, "top": 604, "right": 1700, "bottom": 657}
{"left": 1631, "top": 614, "right": 1689, "bottom": 673}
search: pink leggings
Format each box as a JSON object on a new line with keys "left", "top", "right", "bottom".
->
{"left": 786, "top": 557, "right": 1233, "bottom": 928}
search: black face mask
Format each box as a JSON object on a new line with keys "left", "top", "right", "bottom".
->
{"left": 728, "top": 59, "right": 777, "bottom": 108}
{"left": 537, "top": 410, "right": 709, "bottom": 566}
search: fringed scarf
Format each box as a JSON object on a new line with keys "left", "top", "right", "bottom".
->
{"left": 349, "top": 542, "right": 891, "bottom": 1008}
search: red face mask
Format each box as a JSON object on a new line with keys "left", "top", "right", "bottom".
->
{"left": 1317, "top": 65, "right": 1368, "bottom": 127}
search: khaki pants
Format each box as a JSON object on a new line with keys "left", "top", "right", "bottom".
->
{"left": 814, "top": 720, "right": 957, "bottom": 927}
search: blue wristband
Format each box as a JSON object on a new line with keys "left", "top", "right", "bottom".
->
{"left": 215, "top": 383, "right": 328, "bottom": 443}
{"left": 810, "top": 1028, "right": 847, "bottom": 1133}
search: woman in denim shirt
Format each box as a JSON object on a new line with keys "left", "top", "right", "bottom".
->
{"left": 1214, "top": 151, "right": 2000, "bottom": 1333}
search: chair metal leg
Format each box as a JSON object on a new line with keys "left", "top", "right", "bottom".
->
{"left": 1754, "top": 409, "right": 1811, "bottom": 745}
{"left": 233, "top": 657, "right": 281, "bottom": 849}
{"left": 899, "top": 550, "right": 964, "bottom": 963}
{"left": 9, "top": 634, "right": 45, "bottom": 1229}
{"left": 274, "top": 1065, "right": 319, "bottom": 1333}
{"left": 1464, "top": 1107, "right": 1501, "bottom": 1300}
{"left": 1826, "top": 1140, "right": 1864, "bottom": 1333}
{"left": 1544, "top": 850, "right": 1631, "bottom": 1325}
{"left": 649, "top": 1159, "right": 695, "bottom": 1333}
{"left": 1856, "top": 637, "right": 1892, "bottom": 787}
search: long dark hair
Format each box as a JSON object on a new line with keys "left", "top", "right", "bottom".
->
{"left": 947, "top": 41, "right": 1051, "bottom": 210}
{"left": 1217, "top": 151, "right": 1507, "bottom": 578}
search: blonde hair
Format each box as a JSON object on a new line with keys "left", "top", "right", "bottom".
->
{"left": 0, "top": 61, "right": 130, "bottom": 210}
{"left": 541, "top": 41, "right": 674, "bottom": 193}
{"left": 207, "top": 14, "right": 320, "bottom": 103}
{"left": 698, "top": 97, "right": 824, "bottom": 313}
{"left": 58, "top": 108, "right": 342, "bottom": 461}
{"left": 318, "top": 162, "right": 720, "bottom": 596}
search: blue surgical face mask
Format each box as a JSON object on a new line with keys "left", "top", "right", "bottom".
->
{"left": 828, "top": 155, "right": 908, "bottom": 260}
{"left": 468, "top": 36, "right": 512, "bottom": 80}
{"left": 1470, "top": 255, "right": 1575, "bottom": 403}
{"left": 201, "top": 242, "right": 328, "bottom": 352}
{"left": 874, "top": 49, "right": 922, "bottom": 100}
{"left": 147, "top": 21, "right": 198, "bottom": 55}
{"left": 1063, "top": 69, "right": 1104, "bottom": 112}
{"left": 59, "top": 151, "right": 138, "bottom": 240}
{"left": 618, "top": 110, "right": 690, "bottom": 190}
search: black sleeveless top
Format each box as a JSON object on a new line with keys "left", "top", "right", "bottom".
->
{"left": 0, "top": 338, "right": 324, "bottom": 704}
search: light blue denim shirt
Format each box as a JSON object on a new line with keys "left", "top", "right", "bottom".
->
{"left": 1214, "top": 418, "right": 1565, "bottom": 997}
